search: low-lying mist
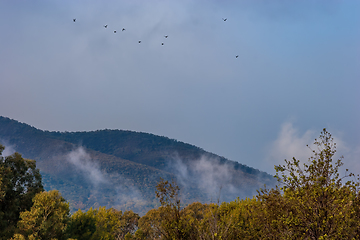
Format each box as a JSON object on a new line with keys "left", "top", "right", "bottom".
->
{"left": 63, "top": 147, "right": 146, "bottom": 212}
{"left": 167, "top": 154, "right": 270, "bottom": 203}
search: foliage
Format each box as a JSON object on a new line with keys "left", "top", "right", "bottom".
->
{"left": 0, "top": 144, "right": 43, "bottom": 239}
{"left": 259, "top": 128, "right": 360, "bottom": 239}
{"left": 136, "top": 208, "right": 162, "bottom": 239}
{"left": 66, "top": 209, "right": 97, "bottom": 240}
{"left": 67, "top": 207, "right": 140, "bottom": 240}
{"left": 16, "top": 190, "right": 70, "bottom": 240}
{"left": 155, "top": 178, "right": 190, "bottom": 240}
{"left": 134, "top": 128, "right": 360, "bottom": 240}
{"left": 115, "top": 210, "right": 140, "bottom": 240}
{"left": 2, "top": 122, "right": 360, "bottom": 240}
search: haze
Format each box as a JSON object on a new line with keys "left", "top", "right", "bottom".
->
{"left": 0, "top": 0, "right": 359, "bottom": 174}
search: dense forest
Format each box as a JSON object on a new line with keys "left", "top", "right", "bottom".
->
{"left": 0, "top": 116, "right": 275, "bottom": 214}
{"left": 1, "top": 129, "right": 360, "bottom": 239}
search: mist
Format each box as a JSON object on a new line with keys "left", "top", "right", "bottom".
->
{"left": 265, "top": 122, "right": 360, "bottom": 177}
{"left": 0, "top": 140, "right": 16, "bottom": 157}
{"left": 67, "top": 147, "right": 108, "bottom": 186}
{"left": 167, "top": 154, "right": 266, "bottom": 203}
{"left": 65, "top": 147, "right": 145, "bottom": 211}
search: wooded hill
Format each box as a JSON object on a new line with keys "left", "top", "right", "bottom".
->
{"left": 0, "top": 116, "right": 275, "bottom": 214}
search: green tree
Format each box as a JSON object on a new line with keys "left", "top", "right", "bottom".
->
{"left": 66, "top": 209, "right": 96, "bottom": 240}
{"left": 259, "top": 128, "right": 360, "bottom": 239}
{"left": 197, "top": 197, "right": 264, "bottom": 240}
{"left": 16, "top": 190, "right": 70, "bottom": 240}
{"left": 89, "top": 207, "right": 120, "bottom": 240}
{"left": 136, "top": 178, "right": 189, "bottom": 240}
{"left": 0, "top": 144, "right": 43, "bottom": 239}
{"left": 67, "top": 207, "right": 139, "bottom": 240}
{"left": 115, "top": 210, "right": 140, "bottom": 240}
{"left": 135, "top": 208, "right": 162, "bottom": 240}
{"left": 181, "top": 202, "right": 209, "bottom": 239}
{"left": 156, "top": 178, "right": 184, "bottom": 240}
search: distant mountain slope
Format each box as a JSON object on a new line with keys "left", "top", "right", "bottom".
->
{"left": 46, "top": 129, "right": 268, "bottom": 178}
{"left": 0, "top": 116, "right": 275, "bottom": 213}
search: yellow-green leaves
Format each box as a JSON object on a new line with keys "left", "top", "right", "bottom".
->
{"left": 266, "top": 129, "right": 360, "bottom": 239}
{"left": 17, "top": 190, "right": 70, "bottom": 240}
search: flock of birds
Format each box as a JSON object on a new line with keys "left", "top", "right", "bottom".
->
{"left": 72, "top": 17, "right": 239, "bottom": 58}
{"left": 72, "top": 18, "right": 170, "bottom": 46}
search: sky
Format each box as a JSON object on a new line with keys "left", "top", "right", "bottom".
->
{"left": 0, "top": 0, "right": 359, "bottom": 175}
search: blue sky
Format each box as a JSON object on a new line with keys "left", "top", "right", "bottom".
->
{"left": 0, "top": 0, "right": 359, "bottom": 174}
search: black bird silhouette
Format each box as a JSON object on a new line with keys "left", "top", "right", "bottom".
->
{"left": 222, "top": 18, "right": 227, "bottom": 21}
{"left": 122, "top": 28, "right": 126, "bottom": 31}
{"left": 235, "top": 55, "right": 239, "bottom": 58}
{"left": 138, "top": 40, "right": 141, "bottom": 43}
{"left": 104, "top": 25, "right": 108, "bottom": 28}
{"left": 161, "top": 42, "right": 164, "bottom": 45}
{"left": 114, "top": 30, "right": 117, "bottom": 33}
{"left": 164, "top": 35, "right": 168, "bottom": 38}
{"left": 73, "top": 18, "right": 76, "bottom": 22}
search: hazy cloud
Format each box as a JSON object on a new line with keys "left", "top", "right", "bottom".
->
{"left": 266, "top": 122, "right": 360, "bottom": 176}
{"left": 67, "top": 147, "right": 108, "bottom": 186}
{"left": 169, "top": 155, "right": 239, "bottom": 202}
{"left": 66, "top": 147, "right": 144, "bottom": 209}
{"left": 0, "top": 140, "right": 16, "bottom": 157}
{"left": 265, "top": 122, "right": 315, "bottom": 174}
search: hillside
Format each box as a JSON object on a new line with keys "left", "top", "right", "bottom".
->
{"left": 0, "top": 116, "right": 275, "bottom": 213}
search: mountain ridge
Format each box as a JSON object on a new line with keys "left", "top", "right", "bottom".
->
{"left": 0, "top": 116, "right": 275, "bottom": 214}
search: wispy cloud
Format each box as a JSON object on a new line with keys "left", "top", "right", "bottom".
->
{"left": 168, "top": 154, "right": 251, "bottom": 203}
{"left": 67, "top": 147, "right": 108, "bottom": 186}
{"left": 266, "top": 122, "right": 360, "bottom": 176}
{"left": 0, "top": 139, "right": 16, "bottom": 157}
{"left": 269, "top": 122, "right": 314, "bottom": 165}
{"left": 65, "top": 147, "right": 144, "bottom": 210}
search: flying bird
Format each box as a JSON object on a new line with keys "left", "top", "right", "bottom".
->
{"left": 114, "top": 30, "right": 117, "bottom": 33}
{"left": 122, "top": 28, "right": 126, "bottom": 31}
{"left": 138, "top": 40, "right": 141, "bottom": 43}
{"left": 73, "top": 18, "right": 76, "bottom": 22}
{"left": 164, "top": 35, "right": 168, "bottom": 38}
{"left": 161, "top": 42, "right": 164, "bottom": 45}
{"left": 236, "top": 55, "right": 239, "bottom": 58}
{"left": 104, "top": 25, "right": 108, "bottom": 28}
{"left": 222, "top": 18, "right": 227, "bottom": 21}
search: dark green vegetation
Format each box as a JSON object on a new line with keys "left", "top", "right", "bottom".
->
{"left": 0, "top": 116, "right": 274, "bottom": 214}
{"left": 2, "top": 129, "right": 360, "bottom": 239}
{"left": 0, "top": 145, "right": 43, "bottom": 239}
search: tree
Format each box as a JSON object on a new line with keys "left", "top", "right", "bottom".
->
{"left": 66, "top": 209, "right": 97, "bottom": 240}
{"left": 0, "top": 144, "right": 43, "bottom": 239}
{"left": 89, "top": 207, "right": 121, "bottom": 240}
{"left": 181, "top": 202, "right": 209, "bottom": 239}
{"left": 115, "top": 210, "right": 140, "bottom": 240}
{"left": 136, "top": 208, "right": 162, "bottom": 240}
{"left": 197, "top": 197, "right": 265, "bottom": 240}
{"left": 154, "top": 178, "right": 196, "bottom": 240}
{"left": 259, "top": 128, "right": 360, "bottom": 239}
{"left": 16, "top": 190, "right": 70, "bottom": 240}
{"left": 156, "top": 178, "right": 184, "bottom": 239}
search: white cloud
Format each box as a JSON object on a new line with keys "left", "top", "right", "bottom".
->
{"left": 169, "top": 155, "right": 239, "bottom": 202}
{"left": 266, "top": 122, "right": 360, "bottom": 177}
{"left": 265, "top": 122, "right": 315, "bottom": 174}
{"left": 66, "top": 147, "right": 108, "bottom": 186}
{"left": 0, "top": 140, "right": 16, "bottom": 157}
{"left": 66, "top": 147, "right": 144, "bottom": 209}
